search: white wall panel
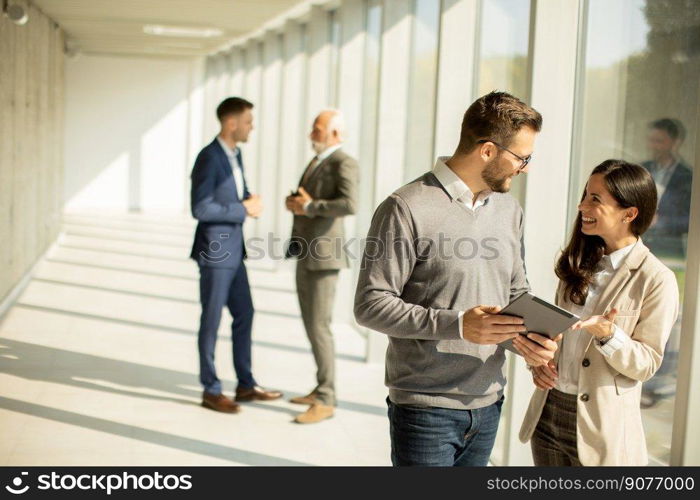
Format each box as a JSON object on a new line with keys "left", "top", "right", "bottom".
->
{"left": 433, "top": 0, "right": 479, "bottom": 157}
{"left": 64, "top": 55, "right": 195, "bottom": 213}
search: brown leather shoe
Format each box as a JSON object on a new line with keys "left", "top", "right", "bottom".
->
{"left": 235, "top": 385, "right": 283, "bottom": 402}
{"left": 201, "top": 392, "right": 240, "bottom": 413}
{"left": 289, "top": 391, "right": 318, "bottom": 405}
{"left": 294, "top": 403, "right": 334, "bottom": 424}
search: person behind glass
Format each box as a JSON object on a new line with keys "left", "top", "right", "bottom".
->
{"left": 518, "top": 160, "right": 679, "bottom": 466}
{"left": 642, "top": 118, "right": 692, "bottom": 260}
{"left": 640, "top": 118, "right": 692, "bottom": 409}
{"left": 190, "top": 97, "right": 282, "bottom": 413}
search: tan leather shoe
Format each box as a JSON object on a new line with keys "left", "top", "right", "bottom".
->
{"left": 235, "top": 385, "right": 283, "bottom": 402}
{"left": 289, "top": 391, "right": 318, "bottom": 405}
{"left": 294, "top": 403, "right": 334, "bottom": 424}
{"left": 201, "top": 392, "right": 240, "bottom": 413}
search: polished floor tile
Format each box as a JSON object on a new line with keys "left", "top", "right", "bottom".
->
{"left": 0, "top": 212, "right": 390, "bottom": 466}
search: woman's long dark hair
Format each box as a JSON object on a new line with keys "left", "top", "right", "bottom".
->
{"left": 556, "top": 159, "right": 657, "bottom": 306}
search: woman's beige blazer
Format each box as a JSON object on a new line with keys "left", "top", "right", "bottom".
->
{"left": 519, "top": 241, "right": 679, "bottom": 465}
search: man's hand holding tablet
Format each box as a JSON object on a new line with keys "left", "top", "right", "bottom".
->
{"left": 461, "top": 299, "right": 565, "bottom": 367}
{"left": 461, "top": 305, "right": 528, "bottom": 344}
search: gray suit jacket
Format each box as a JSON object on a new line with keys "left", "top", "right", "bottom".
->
{"left": 288, "top": 148, "right": 358, "bottom": 271}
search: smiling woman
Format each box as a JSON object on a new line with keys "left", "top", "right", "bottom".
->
{"left": 560, "top": 160, "right": 657, "bottom": 307}
{"left": 519, "top": 160, "right": 680, "bottom": 466}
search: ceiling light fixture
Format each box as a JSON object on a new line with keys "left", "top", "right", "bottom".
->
{"left": 3, "top": 0, "right": 29, "bottom": 26}
{"left": 143, "top": 25, "right": 223, "bottom": 38}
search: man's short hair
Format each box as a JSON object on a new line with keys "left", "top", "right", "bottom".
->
{"left": 649, "top": 118, "right": 685, "bottom": 142}
{"left": 456, "top": 91, "right": 542, "bottom": 154}
{"left": 216, "top": 97, "right": 254, "bottom": 121}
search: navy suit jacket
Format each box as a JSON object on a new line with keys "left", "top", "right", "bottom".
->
{"left": 190, "top": 138, "right": 250, "bottom": 269}
{"left": 643, "top": 160, "right": 693, "bottom": 257}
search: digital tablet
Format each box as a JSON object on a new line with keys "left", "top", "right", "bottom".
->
{"left": 500, "top": 292, "right": 579, "bottom": 339}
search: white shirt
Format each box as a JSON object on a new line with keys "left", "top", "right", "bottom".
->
{"left": 555, "top": 239, "right": 638, "bottom": 394}
{"left": 315, "top": 143, "right": 343, "bottom": 164}
{"left": 431, "top": 156, "right": 494, "bottom": 336}
{"left": 648, "top": 160, "right": 678, "bottom": 201}
{"left": 302, "top": 143, "right": 344, "bottom": 215}
{"left": 432, "top": 157, "right": 493, "bottom": 210}
{"left": 217, "top": 137, "right": 245, "bottom": 200}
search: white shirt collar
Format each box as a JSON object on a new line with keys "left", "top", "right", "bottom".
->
{"left": 654, "top": 160, "right": 678, "bottom": 188}
{"left": 216, "top": 136, "right": 239, "bottom": 158}
{"left": 601, "top": 239, "right": 638, "bottom": 271}
{"left": 316, "top": 143, "right": 343, "bottom": 163}
{"left": 432, "top": 156, "right": 492, "bottom": 205}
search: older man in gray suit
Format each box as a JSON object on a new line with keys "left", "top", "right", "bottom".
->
{"left": 285, "top": 109, "right": 358, "bottom": 424}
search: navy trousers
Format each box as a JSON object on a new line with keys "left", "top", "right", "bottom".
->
{"left": 197, "top": 263, "right": 256, "bottom": 394}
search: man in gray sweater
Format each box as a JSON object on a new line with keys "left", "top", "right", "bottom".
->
{"left": 354, "top": 91, "right": 559, "bottom": 466}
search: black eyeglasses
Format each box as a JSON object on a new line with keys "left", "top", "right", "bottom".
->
{"left": 476, "top": 139, "right": 532, "bottom": 171}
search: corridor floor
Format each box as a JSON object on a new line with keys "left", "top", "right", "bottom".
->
{"left": 0, "top": 212, "right": 390, "bottom": 466}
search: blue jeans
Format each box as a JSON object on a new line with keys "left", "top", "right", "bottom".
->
{"left": 387, "top": 396, "right": 504, "bottom": 466}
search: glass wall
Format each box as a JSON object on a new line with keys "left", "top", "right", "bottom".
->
{"left": 350, "top": 0, "right": 383, "bottom": 317}
{"left": 570, "top": 0, "right": 699, "bottom": 465}
{"left": 299, "top": 23, "right": 310, "bottom": 167}
{"left": 403, "top": 0, "right": 441, "bottom": 181}
{"left": 476, "top": 0, "right": 533, "bottom": 466}
{"left": 328, "top": 9, "right": 342, "bottom": 107}
{"left": 358, "top": 0, "right": 382, "bottom": 219}
{"left": 476, "top": 0, "right": 532, "bottom": 205}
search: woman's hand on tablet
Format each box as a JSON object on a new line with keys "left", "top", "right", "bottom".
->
{"left": 513, "top": 332, "right": 562, "bottom": 367}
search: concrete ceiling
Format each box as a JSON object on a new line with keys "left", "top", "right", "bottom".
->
{"left": 31, "top": 0, "right": 306, "bottom": 57}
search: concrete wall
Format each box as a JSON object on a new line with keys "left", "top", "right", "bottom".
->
{"left": 63, "top": 54, "right": 205, "bottom": 213}
{"left": 0, "top": 5, "right": 65, "bottom": 304}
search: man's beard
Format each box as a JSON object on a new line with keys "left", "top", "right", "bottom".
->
{"left": 311, "top": 141, "right": 327, "bottom": 154}
{"left": 651, "top": 150, "right": 672, "bottom": 163}
{"left": 481, "top": 156, "right": 512, "bottom": 193}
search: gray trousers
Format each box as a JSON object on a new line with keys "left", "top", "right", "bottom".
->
{"left": 295, "top": 262, "right": 339, "bottom": 406}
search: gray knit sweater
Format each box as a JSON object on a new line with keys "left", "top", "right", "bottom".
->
{"left": 354, "top": 171, "right": 529, "bottom": 409}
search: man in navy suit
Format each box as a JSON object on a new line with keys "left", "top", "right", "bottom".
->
{"left": 190, "top": 97, "right": 282, "bottom": 413}
{"left": 642, "top": 118, "right": 692, "bottom": 260}
{"left": 640, "top": 118, "right": 692, "bottom": 408}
